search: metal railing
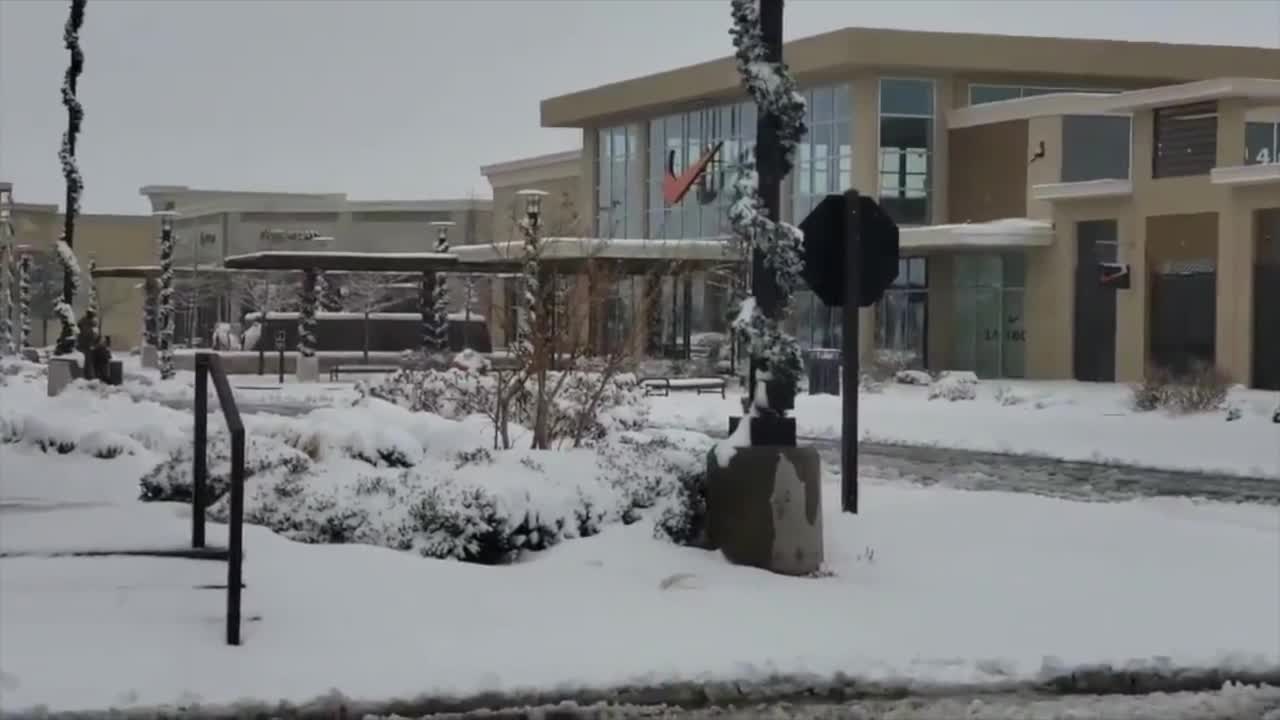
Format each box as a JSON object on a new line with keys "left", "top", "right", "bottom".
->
{"left": 193, "top": 351, "right": 246, "bottom": 646}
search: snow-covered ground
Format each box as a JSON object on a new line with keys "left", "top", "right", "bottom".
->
{"left": 1, "top": 361, "right": 1277, "bottom": 714}
{"left": 651, "top": 380, "right": 1280, "bottom": 478}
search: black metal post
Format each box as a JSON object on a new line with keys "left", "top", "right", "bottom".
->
{"left": 257, "top": 344, "right": 264, "bottom": 375}
{"left": 682, "top": 274, "right": 693, "bottom": 360}
{"left": 841, "top": 189, "right": 862, "bottom": 513}
{"left": 192, "top": 353, "right": 208, "bottom": 547}
{"left": 277, "top": 344, "right": 284, "bottom": 384}
{"left": 747, "top": 0, "right": 794, "bottom": 446}
{"left": 226, "top": 427, "right": 245, "bottom": 646}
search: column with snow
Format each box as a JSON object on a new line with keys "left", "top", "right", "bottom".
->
{"left": 0, "top": 184, "right": 13, "bottom": 356}
{"left": 427, "top": 221, "right": 454, "bottom": 355}
{"left": 296, "top": 268, "right": 319, "bottom": 381}
{"left": 17, "top": 251, "right": 32, "bottom": 351}
{"left": 705, "top": 0, "right": 822, "bottom": 577}
{"left": 54, "top": 0, "right": 87, "bottom": 356}
{"left": 156, "top": 206, "right": 177, "bottom": 380}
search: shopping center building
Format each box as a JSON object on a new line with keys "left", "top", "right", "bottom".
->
{"left": 530, "top": 26, "right": 1280, "bottom": 388}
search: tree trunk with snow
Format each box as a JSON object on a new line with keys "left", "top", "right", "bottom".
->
{"left": 17, "top": 254, "right": 31, "bottom": 350}
{"left": 54, "top": 0, "right": 87, "bottom": 356}
{"left": 83, "top": 255, "right": 99, "bottom": 343}
{"left": 0, "top": 243, "right": 13, "bottom": 355}
{"left": 298, "top": 268, "right": 318, "bottom": 358}
{"left": 727, "top": 0, "right": 808, "bottom": 441}
{"left": 142, "top": 276, "right": 158, "bottom": 347}
{"left": 158, "top": 223, "right": 176, "bottom": 379}
{"left": 427, "top": 231, "right": 450, "bottom": 354}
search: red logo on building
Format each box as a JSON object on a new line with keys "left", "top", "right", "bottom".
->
{"left": 663, "top": 141, "right": 724, "bottom": 206}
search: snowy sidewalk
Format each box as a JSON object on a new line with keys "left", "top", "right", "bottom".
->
{"left": 2, "top": 447, "right": 1277, "bottom": 714}
{"left": 650, "top": 381, "right": 1280, "bottom": 479}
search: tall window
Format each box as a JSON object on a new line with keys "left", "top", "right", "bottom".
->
{"left": 791, "top": 84, "right": 853, "bottom": 220}
{"left": 878, "top": 78, "right": 934, "bottom": 226}
{"left": 1245, "top": 122, "right": 1280, "bottom": 165}
{"left": 876, "top": 257, "right": 928, "bottom": 368}
{"left": 951, "top": 253, "right": 1026, "bottom": 379}
{"left": 647, "top": 102, "right": 756, "bottom": 240}
{"left": 596, "top": 126, "right": 642, "bottom": 239}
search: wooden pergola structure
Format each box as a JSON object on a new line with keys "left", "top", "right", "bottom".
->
{"left": 94, "top": 240, "right": 743, "bottom": 360}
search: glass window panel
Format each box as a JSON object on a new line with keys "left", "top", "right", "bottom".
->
{"left": 969, "top": 85, "right": 1022, "bottom": 105}
{"left": 813, "top": 158, "right": 829, "bottom": 193}
{"left": 1002, "top": 252, "right": 1026, "bottom": 288}
{"left": 974, "top": 288, "right": 1002, "bottom": 378}
{"left": 797, "top": 162, "right": 813, "bottom": 195}
{"left": 835, "top": 121, "right": 851, "bottom": 156}
{"left": 838, "top": 156, "right": 853, "bottom": 191}
{"left": 881, "top": 116, "right": 931, "bottom": 149}
{"left": 880, "top": 78, "right": 934, "bottom": 116}
{"left": 1245, "top": 122, "right": 1277, "bottom": 165}
{"left": 834, "top": 84, "right": 851, "bottom": 119}
{"left": 904, "top": 174, "right": 928, "bottom": 195}
{"left": 813, "top": 87, "right": 834, "bottom": 122}
{"left": 1001, "top": 289, "right": 1026, "bottom": 378}
{"left": 908, "top": 257, "right": 927, "bottom": 286}
{"left": 813, "top": 123, "right": 832, "bottom": 159}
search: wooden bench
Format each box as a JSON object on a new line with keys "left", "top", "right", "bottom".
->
{"left": 328, "top": 364, "right": 400, "bottom": 381}
{"left": 640, "top": 376, "right": 726, "bottom": 398}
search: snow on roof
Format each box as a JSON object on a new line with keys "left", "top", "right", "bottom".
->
{"left": 900, "top": 219, "right": 1054, "bottom": 250}
{"left": 243, "top": 311, "right": 485, "bottom": 322}
{"left": 454, "top": 236, "right": 738, "bottom": 263}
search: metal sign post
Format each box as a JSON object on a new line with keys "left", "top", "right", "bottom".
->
{"left": 274, "top": 330, "right": 286, "bottom": 384}
{"left": 841, "top": 189, "right": 862, "bottom": 514}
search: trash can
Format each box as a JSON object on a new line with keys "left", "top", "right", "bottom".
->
{"left": 107, "top": 360, "right": 124, "bottom": 386}
{"left": 805, "top": 349, "right": 842, "bottom": 395}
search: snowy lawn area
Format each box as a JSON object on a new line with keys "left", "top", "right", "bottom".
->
{"left": 650, "top": 380, "right": 1280, "bottom": 478}
{"left": 2, "top": 445, "right": 1277, "bottom": 713}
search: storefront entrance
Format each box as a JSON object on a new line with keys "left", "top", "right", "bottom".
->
{"left": 949, "top": 253, "right": 1026, "bottom": 378}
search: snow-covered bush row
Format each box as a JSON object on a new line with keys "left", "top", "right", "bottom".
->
{"left": 0, "top": 367, "right": 189, "bottom": 458}
{"left": 134, "top": 393, "right": 713, "bottom": 564}
{"left": 202, "top": 424, "right": 711, "bottom": 564}
{"left": 357, "top": 364, "right": 650, "bottom": 447}
{"left": 928, "top": 371, "right": 978, "bottom": 402}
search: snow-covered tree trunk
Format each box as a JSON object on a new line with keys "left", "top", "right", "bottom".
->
{"left": 142, "top": 276, "right": 158, "bottom": 347}
{"left": 297, "top": 268, "right": 318, "bottom": 358}
{"left": 727, "top": 0, "right": 807, "bottom": 432}
{"left": 17, "top": 254, "right": 31, "bottom": 349}
{"left": 54, "top": 0, "right": 87, "bottom": 356}
{"left": 417, "top": 271, "right": 432, "bottom": 355}
{"left": 158, "top": 222, "right": 176, "bottom": 379}
{"left": 427, "top": 229, "right": 450, "bottom": 353}
{"left": 83, "top": 255, "right": 99, "bottom": 342}
{"left": 461, "top": 274, "right": 476, "bottom": 348}
{"left": 0, "top": 242, "right": 12, "bottom": 355}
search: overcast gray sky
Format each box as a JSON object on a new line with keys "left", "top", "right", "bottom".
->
{"left": 2, "top": 0, "right": 1278, "bottom": 214}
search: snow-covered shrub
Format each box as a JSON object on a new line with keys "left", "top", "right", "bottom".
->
{"left": 653, "top": 469, "right": 710, "bottom": 548}
{"left": 1132, "top": 363, "right": 1230, "bottom": 414}
{"left": 895, "top": 369, "right": 931, "bottom": 386}
{"left": 993, "top": 384, "right": 1025, "bottom": 406}
{"left": 928, "top": 371, "right": 978, "bottom": 402}
{"left": 139, "top": 432, "right": 311, "bottom": 505}
{"left": 858, "top": 373, "right": 885, "bottom": 393}
{"left": 866, "top": 349, "right": 919, "bottom": 381}
{"left": 360, "top": 366, "right": 648, "bottom": 449}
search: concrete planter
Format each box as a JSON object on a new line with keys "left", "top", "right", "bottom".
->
{"left": 705, "top": 444, "right": 823, "bottom": 576}
{"left": 295, "top": 354, "right": 319, "bottom": 382}
{"left": 47, "top": 357, "right": 81, "bottom": 397}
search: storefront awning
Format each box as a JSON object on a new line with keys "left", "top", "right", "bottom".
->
{"left": 900, "top": 218, "right": 1054, "bottom": 251}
